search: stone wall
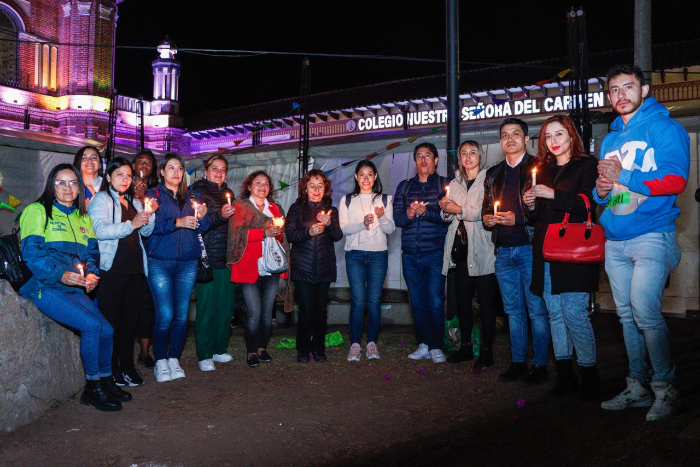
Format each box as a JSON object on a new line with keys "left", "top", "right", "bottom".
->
{"left": 0, "top": 280, "right": 84, "bottom": 432}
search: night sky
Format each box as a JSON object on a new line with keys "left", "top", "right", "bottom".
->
{"left": 113, "top": 1, "right": 700, "bottom": 122}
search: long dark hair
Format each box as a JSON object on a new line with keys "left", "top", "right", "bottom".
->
{"left": 73, "top": 145, "right": 103, "bottom": 177}
{"left": 298, "top": 169, "right": 332, "bottom": 206}
{"left": 134, "top": 149, "right": 159, "bottom": 189}
{"left": 348, "top": 160, "right": 383, "bottom": 202}
{"left": 158, "top": 153, "right": 189, "bottom": 199}
{"left": 455, "top": 140, "right": 484, "bottom": 182}
{"left": 239, "top": 170, "right": 276, "bottom": 201}
{"left": 100, "top": 157, "right": 136, "bottom": 222}
{"left": 535, "top": 115, "right": 590, "bottom": 170}
{"left": 36, "top": 164, "right": 86, "bottom": 227}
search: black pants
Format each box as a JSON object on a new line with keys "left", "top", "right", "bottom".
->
{"left": 97, "top": 272, "right": 148, "bottom": 372}
{"left": 454, "top": 262, "right": 497, "bottom": 358}
{"left": 136, "top": 281, "right": 155, "bottom": 340}
{"left": 294, "top": 280, "right": 330, "bottom": 355}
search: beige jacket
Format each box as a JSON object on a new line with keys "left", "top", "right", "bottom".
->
{"left": 441, "top": 167, "right": 496, "bottom": 276}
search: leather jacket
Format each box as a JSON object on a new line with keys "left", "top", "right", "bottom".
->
{"left": 481, "top": 153, "right": 536, "bottom": 251}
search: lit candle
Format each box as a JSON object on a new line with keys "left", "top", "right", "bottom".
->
{"left": 193, "top": 201, "right": 199, "bottom": 218}
{"left": 143, "top": 197, "right": 150, "bottom": 213}
{"left": 226, "top": 193, "right": 231, "bottom": 206}
{"left": 494, "top": 201, "right": 500, "bottom": 216}
{"left": 77, "top": 263, "right": 85, "bottom": 277}
{"left": 273, "top": 217, "right": 285, "bottom": 227}
{"left": 532, "top": 168, "right": 537, "bottom": 187}
{"left": 140, "top": 170, "right": 144, "bottom": 178}
{"left": 445, "top": 185, "right": 450, "bottom": 199}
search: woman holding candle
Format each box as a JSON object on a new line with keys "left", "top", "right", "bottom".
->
{"left": 523, "top": 115, "right": 600, "bottom": 400}
{"left": 285, "top": 169, "right": 343, "bottom": 363}
{"left": 88, "top": 158, "right": 157, "bottom": 386}
{"left": 339, "top": 160, "right": 395, "bottom": 361}
{"left": 73, "top": 145, "right": 103, "bottom": 203}
{"left": 144, "top": 153, "right": 210, "bottom": 383}
{"left": 19, "top": 163, "right": 131, "bottom": 411}
{"left": 189, "top": 154, "right": 236, "bottom": 371}
{"left": 439, "top": 141, "right": 498, "bottom": 372}
{"left": 131, "top": 149, "right": 159, "bottom": 368}
{"left": 227, "top": 171, "right": 291, "bottom": 368}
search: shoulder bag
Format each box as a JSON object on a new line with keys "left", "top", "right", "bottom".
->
{"left": 542, "top": 193, "right": 605, "bottom": 264}
{"left": 262, "top": 236, "right": 289, "bottom": 274}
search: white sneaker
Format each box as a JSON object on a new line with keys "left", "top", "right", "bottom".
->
{"left": 646, "top": 382, "right": 682, "bottom": 421}
{"left": 167, "top": 358, "right": 186, "bottom": 380}
{"left": 430, "top": 349, "right": 447, "bottom": 364}
{"left": 347, "top": 343, "right": 361, "bottom": 362}
{"left": 408, "top": 343, "right": 430, "bottom": 360}
{"left": 212, "top": 353, "right": 233, "bottom": 363}
{"left": 366, "top": 342, "right": 380, "bottom": 360}
{"left": 601, "top": 377, "right": 653, "bottom": 410}
{"left": 154, "top": 359, "right": 172, "bottom": 383}
{"left": 198, "top": 359, "right": 216, "bottom": 372}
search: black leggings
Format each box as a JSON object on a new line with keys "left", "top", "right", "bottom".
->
{"left": 294, "top": 281, "right": 330, "bottom": 355}
{"left": 454, "top": 263, "right": 497, "bottom": 358}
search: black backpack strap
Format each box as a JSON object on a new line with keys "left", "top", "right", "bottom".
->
{"left": 402, "top": 178, "right": 414, "bottom": 205}
{"left": 382, "top": 193, "right": 388, "bottom": 207}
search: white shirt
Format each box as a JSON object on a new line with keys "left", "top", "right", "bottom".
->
{"left": 339, "top": 193, "right": 396, "bottom": 251}
{"left": 506, "top": 151, "right": 526, "bottom": 168}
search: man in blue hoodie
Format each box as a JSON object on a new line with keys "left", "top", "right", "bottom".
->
{"left": 594, "top": 64, "right": 689, "bottom": 421}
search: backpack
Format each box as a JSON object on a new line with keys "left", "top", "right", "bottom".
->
{"left": 344, "top": 193, "right": 388, "bottom": 209}
{"left": 0, "top": 229, "right": 33, "bottom": 291}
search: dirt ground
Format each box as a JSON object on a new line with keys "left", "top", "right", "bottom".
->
{"left": 1, "top": 313, "right": 699, "bottom": 466}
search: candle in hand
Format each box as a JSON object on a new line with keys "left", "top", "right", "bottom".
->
{"left": 494, "top": 201, "right": 500, "bottom": 216}
{"left": 532, "top": 168, "right": 537, "bottom": 187}
{"left": 77, "top": 263, "right": 85, "bottom": 277}
{"left": 144, "top": 197, "right": 151, "bottom": 213}
{"left": 226, "top": 193, "right": 231, "bottom": 206}
{"left": 272, "top": 217, "right": 285, "bottom": 227}
{"left": 140, "top": 170, "right": 144, "bottom": 178}
{"left": 445, "top": 185, "right": 450, "bottom": 199}
{"left": 193, "top": 202, "right": 199, "bottom": 218}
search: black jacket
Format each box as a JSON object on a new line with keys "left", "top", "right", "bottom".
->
{"left": 189, "top": 179, "right": 234, "bottom": 269}
{"left": 525, "top": 156, "right": 600, "bottom": 295}
{"left": 481, "top": 153, "right": 537, "bottom": 250}
{"left": 285, "top": 199, "right": 343, "bottom": 284}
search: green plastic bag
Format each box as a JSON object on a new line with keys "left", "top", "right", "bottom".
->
{"left": 444, "top": 318, "right": 480, "bottom": 356}
{"left": 275, "top": 338, "right": 296, "bottom": 350}
{"left": 274, "top": 332, "right": 345, "bottom": 350}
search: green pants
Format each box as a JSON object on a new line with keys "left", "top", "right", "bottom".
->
{"left": 195, "top": 268, "right": 236, "bottom": 361}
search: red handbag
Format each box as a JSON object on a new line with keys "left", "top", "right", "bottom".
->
{"left": 542, "top": 193, "right": 605, "bottom": 264}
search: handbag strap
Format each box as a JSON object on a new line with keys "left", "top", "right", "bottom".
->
{"left": 559, "top": 194, "right": 594, "bottom": 238}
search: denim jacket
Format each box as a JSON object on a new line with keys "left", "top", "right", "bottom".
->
{"left": 87, "top": 189, "right": 155, "bottom": 275}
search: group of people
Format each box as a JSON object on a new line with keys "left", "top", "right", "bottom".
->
{"left": 17, "top": 64, "right": 688, "bottom": 422}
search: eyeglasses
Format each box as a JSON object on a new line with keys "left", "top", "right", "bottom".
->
{"left": 209, "top": 167, "right": 227, "bottom": 174}
{"left": 55, "top": 179, "right": 80, "bottom": 190}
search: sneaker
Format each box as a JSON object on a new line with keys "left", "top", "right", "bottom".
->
{"left": 521, "top": 364, "right": 549, "bottom": 385}
{"left": 430, "top": 349, "right": 447, "bottom": 364}
{"left": 347, "top": 343, "right": 361, "bottom": 362}
{"left": 137, "top": 354, "right": 155, "bottom": 368}
{"left": 601, "top": 377, "right": 653, "bottom": 411}
{"left": 312, "top": 352, "right": 327, "bottom": 362}
{"left": 113, "top": 371, "right": 127, "bottom": 387}
{"left": 198, "top": 359, "right": 216, "bottom": 372}
{"left": 297, "top": 353, "right": 310, "bottom": 364}
{"left": 497, "top": 362, "right": 529, "bottom": 382}
{"left": 167, "top": 358, "right": 185, "bottom": 380}
{"left": 247, "top": 354, "right": 260, "bottom": 368}
{"left": 122, "top": 369, "right": 144, "bottom": 387}
{"left": 646, "top": 382, "right": 682, "bottom": 421}
{"left": 408, "top": 343, "right": 430, "bottom": 360}
{"left": 366, "top": 342, "right": 380, "bottom": 360}
{"left": 154, "top": 359, "right": 172, "bottom": 383}
{"left": 212, "top": 353, "right": 233, "bottom": 363}
{"left": 258, "top": 350, "right": 272, "bottom": 363}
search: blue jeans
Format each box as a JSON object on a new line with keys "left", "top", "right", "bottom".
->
{"left": 147, "top": 258, "right": 198, "bottom": 361}
{"left": 346, "top": 249, "right": 388, "bottom": 344}
{"left": 25, "top": 289, "right": 113, "bottom": 380}
{"left": 605, "top": 231, "right": 681, "bottom": 383}
{"left": 241, "top": 274, "right": 280, "bottom": 354}
{"left": 402, "top": 250, "right": 445, "bottom": 350}
{"left": 495, "top": 245, "right": 550, "bottom": 366}
{"left": 543, "top": 262, "right": 596, "bottom": 366}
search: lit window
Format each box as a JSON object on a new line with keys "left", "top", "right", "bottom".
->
{"left": 35, "top": 43, "right": 58, "bottom": 90}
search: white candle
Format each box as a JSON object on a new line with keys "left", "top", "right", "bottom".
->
{"left": 445, "top": 185, "right": 450, "bottom": 199}
{"left": 494, "top": 201, "right": 500, "bottom": 216}
{"left": 77, "top": 264, "right": 85, "bottom": 277}
{"left": 140, "top": 170, "right": 144, "bottom": 178}
{"left": 272, "top": 217, "right": 285, "bottom": 227}
{"left": 226, "top": 193, "right": 231, "bottom": 206}
{"left": 193, "top": 202, "right": 199, "bottom": 218}
{"left": 532, "top": 168, "right": 537, "bottom": 187}
{"left": 143, "top": 197, "right": 150, "bottom": 213}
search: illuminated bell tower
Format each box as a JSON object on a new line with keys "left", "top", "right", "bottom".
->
{"left": 151, "top": 36, "right": 180, "bottom": 116}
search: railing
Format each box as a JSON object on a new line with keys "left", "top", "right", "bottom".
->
{"left": 653, "top": 81, "right": 700, "bottom": 103}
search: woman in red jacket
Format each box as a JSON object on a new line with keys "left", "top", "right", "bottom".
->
{"left": 227, "top": 171, "right": 290, "bottom": 368}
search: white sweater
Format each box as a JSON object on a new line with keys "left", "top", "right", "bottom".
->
{"left": 339, "top": 193, "right": 396, "bottom": 251}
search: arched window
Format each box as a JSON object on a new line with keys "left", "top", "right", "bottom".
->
{"left": 0, "top": 8, "right": 18, "bottom": 82}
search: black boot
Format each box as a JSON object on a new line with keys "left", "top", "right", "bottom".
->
{"left": 549, "top": 359, "right": 579, "bottom": 396}
{"left": 80, "top": 379, "right": 122, "bottom": 412}
{"left": 472, "top": 347, "right": 493, "bottom": 373}
{"left": 579, "top": 365, "right": 600, "bottom": 401}
{"left": 447, "top": 343, "right": 474, "bottom": 363}
{"left": 101, "top": 376, "right": 132, "bottom": 403}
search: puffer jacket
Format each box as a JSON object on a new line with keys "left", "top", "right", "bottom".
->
{"left": 189, "top": 179, "right": 234, "bottom": 269}
{"left": 19, "top": 201, "right": 100, "bottom": 296}
{"left": 284, "top": 199, "right": 343, "bottom": 283}
{"left": 481, "top": 153, "right": 536, "bottom": 251}
{"left": 144, "top": 183, "right": 211, "bottom": 261}
{"left": 393, "top": 171, "right": 450, "bottom": 255}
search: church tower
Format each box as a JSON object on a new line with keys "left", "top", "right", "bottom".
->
{"left": 151, "top": 36, "right": 180, "bottom": 116}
